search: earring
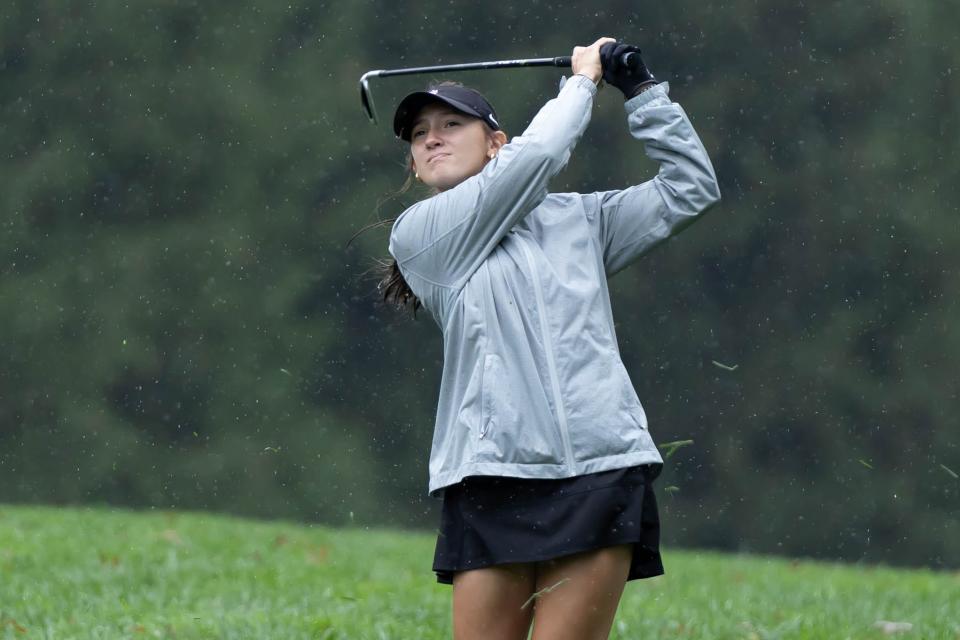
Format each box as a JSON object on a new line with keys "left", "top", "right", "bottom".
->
{"left": 414, "top": 171, "right": 419, "bottom": 179}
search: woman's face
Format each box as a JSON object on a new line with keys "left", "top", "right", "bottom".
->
{"left": 409, "top": 103, "right": 505, "bottom": 192}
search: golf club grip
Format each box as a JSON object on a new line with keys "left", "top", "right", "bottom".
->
{"left": 554, "top": 52, "right": 641, "bottom": 70}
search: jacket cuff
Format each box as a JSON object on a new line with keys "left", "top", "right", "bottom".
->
{"left": 624, "top": 80, "right": 670, "bottom": 113}
{"left": 558, "top": 73, "right": 599, "bottom": 97}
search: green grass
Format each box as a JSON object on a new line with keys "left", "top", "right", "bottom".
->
{"left": 0, "top": 505, "right": 957, "bottom": 639}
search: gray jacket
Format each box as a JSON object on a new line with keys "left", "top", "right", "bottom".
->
{"left": 388, "top": 74, "right": 721, "bottom": 496}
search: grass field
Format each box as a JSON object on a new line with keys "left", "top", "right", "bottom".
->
{"left": 0, "top": 505, "right": 957, "bottom": 639}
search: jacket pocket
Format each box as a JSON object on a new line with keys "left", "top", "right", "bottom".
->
{"left": 479, "top": 354, "right": 499, "bottom": 441}
{"left": 476, "top": 353, "right": 563, "bottom": 464}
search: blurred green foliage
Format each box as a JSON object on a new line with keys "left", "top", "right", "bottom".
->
{"left": 1, "top": 0, "right": 957, "bottom": 568}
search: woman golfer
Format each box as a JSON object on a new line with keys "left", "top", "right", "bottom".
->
{"left": 381, "top": 36, "right": 720, "bottom": 639}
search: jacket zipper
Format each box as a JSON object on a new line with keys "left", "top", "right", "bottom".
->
{"left": 516, "top": 235, "right": 576, "bottom": 472}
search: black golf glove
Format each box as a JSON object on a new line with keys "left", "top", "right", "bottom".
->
{"left": 600, "top": 42, "right": 656, "bottom": 100}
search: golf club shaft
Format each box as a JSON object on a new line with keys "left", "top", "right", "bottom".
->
{"left": 367, "top": 51, "right": 639, "bottom": 78}
{"left": 360, "top": 52, "right": 640, "bottom": 125}
{"left": 366, "top": 57, "right": 570, "bottom": 79}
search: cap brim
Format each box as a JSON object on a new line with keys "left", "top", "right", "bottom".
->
{"left": 393, "top": 92, "right": 485, "bottom": 141}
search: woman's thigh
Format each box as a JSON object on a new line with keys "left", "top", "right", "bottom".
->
{"left": 529, "top": 544, "right": 633, "bottom": 640}
{"left": 452, "top": 562, "right": 537, "bottom": 640}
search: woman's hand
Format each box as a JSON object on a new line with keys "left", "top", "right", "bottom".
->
{"left": 571, "top": 36, "right": 617, "bottom": 84}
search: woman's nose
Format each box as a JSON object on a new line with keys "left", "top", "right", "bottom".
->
{"left": 424, "top": 128, "right": 443, "bottom": 147}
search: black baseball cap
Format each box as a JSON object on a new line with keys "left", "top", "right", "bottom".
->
{"left": 393, "top": 85, "right": 501, "bottom": 141}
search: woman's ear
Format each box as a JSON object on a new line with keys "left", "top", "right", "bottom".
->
{"left": 488, "top": 130, "right": 508, "bottom": 157}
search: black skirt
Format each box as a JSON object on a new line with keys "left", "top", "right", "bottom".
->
{"left": 433, "top": 463, "right": 664, "bottom": 585}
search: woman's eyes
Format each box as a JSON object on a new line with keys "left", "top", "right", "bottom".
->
{"left": 412, "top": 120, "right": 461, "bottom": 138}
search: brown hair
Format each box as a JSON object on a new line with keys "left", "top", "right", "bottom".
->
{"left": 351, "top": 166, "right": 423, "bottom": 317}
{"left": 352, "top": 80, "right": 502, "bottom": 319}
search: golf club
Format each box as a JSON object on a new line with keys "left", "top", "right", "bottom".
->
{"left": 359, "top": 51, "right": 643, "bottom": 125}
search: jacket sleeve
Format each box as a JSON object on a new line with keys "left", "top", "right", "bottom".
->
{"left": 388, "top": 74, "right": 598, "bottom": 289}
{"left": 583, "top": 81, "right": 721, "bottom": 277}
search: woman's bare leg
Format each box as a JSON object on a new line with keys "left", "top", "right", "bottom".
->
{"left": 529, "top": 544, "right": 632, "bottom": 640}
{"left": 452, "top": 561, "right": 537, "bottom": 640}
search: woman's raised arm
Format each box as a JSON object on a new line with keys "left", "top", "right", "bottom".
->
{"left": 389, "top": 38, "right": 616, "bottom": 291}
{"left": 585, "top": 82, "right": 721, "bottom": 276}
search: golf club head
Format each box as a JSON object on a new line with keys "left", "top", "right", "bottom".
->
{"left": 359, "top": 71, "right": 379, "bottom": 124}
